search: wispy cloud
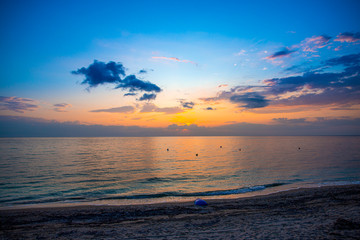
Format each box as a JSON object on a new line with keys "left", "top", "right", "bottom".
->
{"left": 335, "top": 32, "right": 360, "bottom": 43}
{"left": 266, "top": 35, "right": 332, "bottom": 62}
{"left": 0, "top": 96, "right": 39, "bottom": 113}
{"left": 152, "top": 56, "right": 197, "bottom": 65}
{"left": 53, "top": 103, "right": 71, "bottom": 112}
{"left": 300, "top": 35, "right": 331, "bottom": 52}
{"left": 234, "top": 49, "right": 246, "bottom": 56}
{"left": 140, "top": 103, "right": 183, "bottom": 114}
{"left": 90, "top": 106, "right": 135, "bottom": 113}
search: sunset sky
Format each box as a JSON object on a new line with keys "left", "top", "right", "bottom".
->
{"left": 1, "top": 0, "right": 360, "bottom": 136}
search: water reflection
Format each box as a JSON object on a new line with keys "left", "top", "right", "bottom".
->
{"left": 0, "top": 136, "right": 359, "bottom": 206}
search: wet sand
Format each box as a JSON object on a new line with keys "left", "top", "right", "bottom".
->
{"left": 1, "top": 184, "right": 360, "bottom": 239}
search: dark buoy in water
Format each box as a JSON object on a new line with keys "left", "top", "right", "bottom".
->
{"left": 239, "top": 148, "right": 241, "bottom": 151}
{"left": 298, "top": 147, "right": 301, "bottom": 150}
{"left": 167, "top": 148, "right": 169, "bottom": 151}
{"left": 220, "top": 146, "right": 222, "bottom": 148}
{"left": 194, "top": 198, "right": 208, "bottom": 206}
{"left": 196, "top": 153, "right": 198, "bottom": 156}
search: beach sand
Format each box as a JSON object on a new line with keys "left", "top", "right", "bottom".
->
{"left": 1, "top": 185, "right": 360, "bottom": 239}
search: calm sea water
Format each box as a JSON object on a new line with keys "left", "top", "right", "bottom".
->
{"left": 0, "top": 136, "right": 359, "bottom": 208}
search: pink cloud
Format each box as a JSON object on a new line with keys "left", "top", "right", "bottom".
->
{"left": 334, "top": 32, "right": 360, "bottom": 43}
{"left": 152, "top": 56, "right": 197, "bottom": 65}
{"left": 300, "top": 35, "right": 331, "bottom": 52}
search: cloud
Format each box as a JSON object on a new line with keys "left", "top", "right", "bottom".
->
{"left": 90, "top": 106, "right": 135, "bottom": 113}
{"left": 265, "top": 47, "right": 295, "bottom": 60}
{"left": 263, "top": 53, "right": 360, "bottom": 107}
{"left": 152, "top": 56, "right": 197, "bottom": 65}
{"left": 203, "top": 52, "right": 360, "bottom": 110}
{"left": 234, "top": 50, "right": 246, "bottom": 56}
{"left": 139, "top": 93, "right": 157, "bottom": 101}
{"left": 181, "top": 101, "right": 195, "bottom": 109}
{"left": 335, "top": 32, "right": 360, "bottom": 43}
{"left": 72, "top": 60, "right": 162, "bottom": 100}
{"left": 272, "top": 118, "right": 307, "bottom": 125}
{"left": 0, "top": 96, "right": 39, "bottom": 113}
{"left": 53, "top": 103, "right": 71, "bottom": 112}
{"left": 2, "top": 115, "right": 359, "bottom": 137}
{"left": 266, "top": 35, "right": 331, "bottom": 63}
{"left": 300, "top": 35, "right": 331, "bottom": 52}
{"left": 124, "top": 92, "right": 137, "bottom": 96}
{"left": 116, "top": 75, "right": 161, "bottom": 93}
{"left": 230, "top": 92, "right": 269, "bottom": 109}
{"left": 324, "top": 53, "right": 360, "bottom": 67}
{"left": 218, "top": 84, "right": 228, "bottom": 88}
{"left": 205, "top": 107, "right": 216, "bottom": 110}
{"left": 138, "top": 69, "right": 147, "bottom": 74}
{"left": 140, "top": 103, "right": 183, "bottom": 114}
{"left": 72, "top": 60, "right": 125, "bottom": 87}
{"left": 199, "top": 86, "right": 270, "bottom": 109}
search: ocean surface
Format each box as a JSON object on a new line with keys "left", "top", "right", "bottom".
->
{"left": 0, "top": 136, "right": 360, "bottom": 208}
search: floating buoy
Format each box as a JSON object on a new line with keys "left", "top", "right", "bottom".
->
{"left": 220, "top": 146, "right": 222, "bottom": 148}
{"left": 196, "top": 153, "right": 198, "bottom": 156}
{"left": 194, "top": 198, "right": 208, "bottom": 206}
{"left": 298, "top": 147, "right": 301, "bottom": 150}
{"left": 167, "top": 148, "right": 169, "bottom": 151}
{"left": 239, "top": 148, "right": 241, "bottom": 151}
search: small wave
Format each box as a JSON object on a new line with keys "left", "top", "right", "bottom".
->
{"left": 100, "top": 182, "right": 286, "bottom": 200}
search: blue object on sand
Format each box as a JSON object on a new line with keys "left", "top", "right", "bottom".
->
{"left": 194, "top": 198, "right": 208, "bottom": 206}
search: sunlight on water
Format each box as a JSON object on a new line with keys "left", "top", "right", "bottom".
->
{"left": 0, "top": 136, "right": 359, "bottom": 207}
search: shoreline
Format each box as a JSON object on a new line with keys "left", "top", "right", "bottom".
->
{"left": 1, "top": 181, "right": 359, "bottom": 211}
{"left": 1, "top": 184, "right": 360, "bottom": 239}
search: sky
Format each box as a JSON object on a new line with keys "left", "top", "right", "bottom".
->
{"left": 1, "top": 0, "right": 360, "bottom": 136}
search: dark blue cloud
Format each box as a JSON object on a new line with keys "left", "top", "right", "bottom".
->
{"left": 116, "top": 75, "right": 161, "bottom": 93}
{"left": 72, "top": 60, "right": 125, "bottom": 87}
{"left": 72, "top": 60, "right": 161, "bottom": 100}
{"left": 266, "top": 48, "right": 296, "bottom": 60}
{"left": 181, "top": 101, "right": 195, "bottom": 109}
{"left": 124, "top": 92, "right": 137, "bottom": 96}
{"left": 139, "top": 93, "right": 157, "bottom": 101}
{"left": 205, "top": 107, "right": 215, "bottom": 110}
{"left": 138, "top": 69, "right": 147, "bottom": 74}
{"left": 230, "top": 92, "right": 269, "bottom": 109}
{"left": 324, "top": 53, "right": 360, "bottom": 67}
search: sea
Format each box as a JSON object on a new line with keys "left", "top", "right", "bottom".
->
{"left": 0, "top": 136, "right": 359, "bottom": 209}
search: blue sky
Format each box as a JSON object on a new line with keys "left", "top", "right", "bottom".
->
{"left": 1, "top": 0, "right": 360, "bottom": 136}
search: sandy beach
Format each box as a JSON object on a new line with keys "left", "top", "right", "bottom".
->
{"left": 1, "top": 184, "right": 360, "bottom": 239}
